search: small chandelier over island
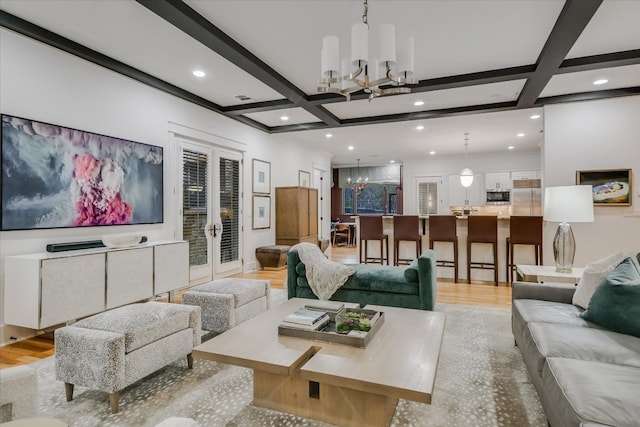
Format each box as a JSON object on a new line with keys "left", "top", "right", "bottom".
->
{"left": 317, "top": 0, "right": 417, "bottom": 101}
{"left": 348, "top": 159, "right": 368, "bottom": 195}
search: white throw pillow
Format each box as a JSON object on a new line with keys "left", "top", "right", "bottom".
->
{"left": 572, "top": 252, "right": 625, "bottom": 309}
{"left": 626, "top": 250, "right": 640, "bottom": 272}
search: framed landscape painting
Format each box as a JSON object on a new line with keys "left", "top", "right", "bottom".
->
{"left": 252, "top": 195, "right": 270, "bottom": 229}
{"left": 298, "top": 170, "right": 310, "bottom": 188}
{"left": 1, "top": 114, "right": 164, "bottom": 231}
{"left": 576, "top": 168, "right": 632, "bottom": 206}
{"left": 252, "top": 158, "right": 271, "bottom": 194}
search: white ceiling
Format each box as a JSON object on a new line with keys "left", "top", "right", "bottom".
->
{"left": 1, "top": 0, "right": 639, "bottom": 166}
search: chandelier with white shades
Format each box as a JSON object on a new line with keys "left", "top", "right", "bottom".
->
{"left": 317, "top": 0, "right": 417, "bottom": 101}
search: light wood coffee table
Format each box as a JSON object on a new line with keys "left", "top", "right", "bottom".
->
{"left": 193, "top": 297, "right": 445, "bottom": 427}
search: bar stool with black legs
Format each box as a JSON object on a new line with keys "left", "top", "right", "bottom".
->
{"left": 393, "top": 215, "right": 421, "bottom": 265}
{"left": 359, "top": 216, "right": 389, "bottom": 265}
{"left": 506, "top": 216, "right": 543, "bottom": 283}
{"left": 467, "top": 215, "right": 499, "bottom": 286}
{"left": 428, "top": 215, "right": 459, "bottom": 283}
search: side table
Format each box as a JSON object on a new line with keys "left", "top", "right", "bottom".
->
{"left": 515, "top": 265, "right": 584, "bottom": 285}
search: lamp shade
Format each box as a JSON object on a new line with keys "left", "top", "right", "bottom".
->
{"left": 460, "top": 168, "right": 474, "bottom": 188}
{"left": 321, "top": 36, "right": 340, "bottom": 77}
{"left": 378, "top": 24, "right": 396, "bottom": 65}
{"left": 396, "top": 36, "right": 414, "bottom": 78}
{"left": 351, "top": 23, "right": 368, "bottom": 66}
{"left": 543, "top": 185, "right": 595, "bottom": 223}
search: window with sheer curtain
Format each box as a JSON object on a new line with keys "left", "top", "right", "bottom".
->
{"left": 342, "top": 184, "right": 398, "bottom": 215}
{"left": 339, "top": 164, "right": 401, "bottom": 215}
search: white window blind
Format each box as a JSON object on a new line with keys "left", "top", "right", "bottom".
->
{"left": 418, "top": 181, "right": 438, "bottom": 215}
{"left": 219, "top": 157, "right": 240, "bottom": 263}
{"left": 182, "top": 149, "right": 208, "bottom": 266}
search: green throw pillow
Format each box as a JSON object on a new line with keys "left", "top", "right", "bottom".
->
{"left": 580, "top": 257, "right": 640, "bottom": 338}
{"left": 403, "top": 258, "right": 420, "bottom": 284}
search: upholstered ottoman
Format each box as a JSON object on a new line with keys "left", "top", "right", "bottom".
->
{"left": 318, "top": 238, "right": 330, "bottom": 252}
{"left": 55, "top": 301, "right": 201, "bottom": 414}
{"left": 255, "top": 245, "right": 290, "bottom": 269}
{"left": 0, "top": 365, "right": 38, "bottom": 422}
{"left": 182, "top": 278, "right": 270, "bottom": 333}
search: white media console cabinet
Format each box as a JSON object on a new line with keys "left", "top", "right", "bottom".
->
{"left": 3, "top": 240, "right": 189, "bottom": 330}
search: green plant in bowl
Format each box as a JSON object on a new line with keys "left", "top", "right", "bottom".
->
{"left": 336, "top": 311, "right": 373, "bottom": 334}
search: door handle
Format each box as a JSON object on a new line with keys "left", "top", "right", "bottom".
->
{"left": 213, "top": 221, "right": 223, "bottom": 238}
{"left": 206, "top": 222, "right": 223, "bottom": 237}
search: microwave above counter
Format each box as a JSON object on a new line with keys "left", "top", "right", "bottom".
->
{"left": 486, "top": 190, "right": 510, "bottom": 205}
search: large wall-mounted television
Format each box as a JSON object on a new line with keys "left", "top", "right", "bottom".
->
{"left": 1, "top": 114, "right": 163, "bottom": 231}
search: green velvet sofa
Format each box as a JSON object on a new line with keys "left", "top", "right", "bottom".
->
{"left": 287, "top": 249, "right": 437, "bottom": 310}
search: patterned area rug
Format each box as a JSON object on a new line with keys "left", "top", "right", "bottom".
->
{"left": 31, "top": 290, "right": 546, "bottom": 426}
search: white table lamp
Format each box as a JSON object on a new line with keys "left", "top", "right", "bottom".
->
{"left": 543, "top": 185, "right": 594, "bottom": 273}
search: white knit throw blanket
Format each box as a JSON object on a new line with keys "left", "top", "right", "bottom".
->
{"left": 292, "top": 242, "right": 355, "bottom": 300}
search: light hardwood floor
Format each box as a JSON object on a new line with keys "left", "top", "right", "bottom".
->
{"left": 0, "top": 246, "right": 511, "bottom": 369}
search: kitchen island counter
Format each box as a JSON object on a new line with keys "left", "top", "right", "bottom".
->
{"left": 351, "top": 214, "right": 539, "bottom": 284}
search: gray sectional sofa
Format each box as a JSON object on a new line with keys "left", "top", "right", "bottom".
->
{"left": 512, "top": 279, "right": 640, "bottom": 426}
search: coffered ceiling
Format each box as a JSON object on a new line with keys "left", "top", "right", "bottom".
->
{"left": 1, "top": 0, "right": 639, "bottom": 165}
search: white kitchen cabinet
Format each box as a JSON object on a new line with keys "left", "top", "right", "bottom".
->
{"left": 449, "top": 174, "right": 484, "bottom": 206}
{"left": 511, "top": 170, "right": 540, "bottom": 181}
{"left": 485, "top": 172, "right": 512, "bottom": 190}
{"left": 3, "top": 240, "right": 188, "bottom": 330}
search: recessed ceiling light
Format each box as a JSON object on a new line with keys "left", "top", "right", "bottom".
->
{"left": 390, "top": 160, "right": 395, "bottom": 163}
{"left": 348, "top": 145, "right": 355, "bottom": 150}
{"left": 325, "top": 133, "right": 333, "bottom": 138}
{"left": 508, "top": 146, "right": 515, "bottom": 150}
{"left": 192, "top": 70, "right": 206, "bottom": 77}
{"left": 530, "top": 114, "right": 541, "bottom": 120}
{"left": 593, "top": 79, "right": 608, "bottom": 85}
{"left": 517, "top": 133, "right": 525, "bottom": 137}
{"left": 280, "top": 115, "right": 289, "bottom": 121}
{"left": 414, "top": 101, "right": 425, "bottom": 106}
{"left": 429, "top": 150, "right": 436, "bottom": 155}
{"left": 416, "top": 125, "right": 425, "bottom": 130}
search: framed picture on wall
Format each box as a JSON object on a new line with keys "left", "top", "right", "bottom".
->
{"left": 252, "top": 159, "right": 271, "bottom": 194}
{"left": 576, "top": 168, "right": 632, "bottom": 206}
{"left": 298, "top": 170, "right": 311, "bottom": 188}
{"left": 252, "top": 195, "right": 271, "bottom": 229}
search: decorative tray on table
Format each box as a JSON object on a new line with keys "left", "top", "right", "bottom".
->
{"left": 278, "top": 307, "right": 384, "bottom": 348}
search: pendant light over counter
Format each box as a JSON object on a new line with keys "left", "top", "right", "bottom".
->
{"left": 460, "top": 132, "right": 473, "bottom": 187}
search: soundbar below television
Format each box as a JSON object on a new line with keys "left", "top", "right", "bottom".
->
{"left": 1, "top": 114, "right": 163, "bottom": 231}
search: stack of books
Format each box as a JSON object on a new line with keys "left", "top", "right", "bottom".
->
{"left": 303, "top": 301, "right": 346, "bottom": 321}
{"left": 280, "top": 307, "right": 330, "bottom": 331}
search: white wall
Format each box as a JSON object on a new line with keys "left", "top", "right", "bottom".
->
{"left": 402, "top": 149, "right": 542, "bottom": 213}
{"left": 542, "top": 96, "right": 640, "bottom": 266}
{"left": 0, "top": 29, "right": 331, "bottom": 343}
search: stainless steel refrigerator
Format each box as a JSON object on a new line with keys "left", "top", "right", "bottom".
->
{"left": 511, "top": 179, "right": 542, "bottom": 216}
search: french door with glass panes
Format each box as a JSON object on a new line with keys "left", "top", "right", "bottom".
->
{"left": 180, "top": 141, "right": 242, "bottom": 284}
